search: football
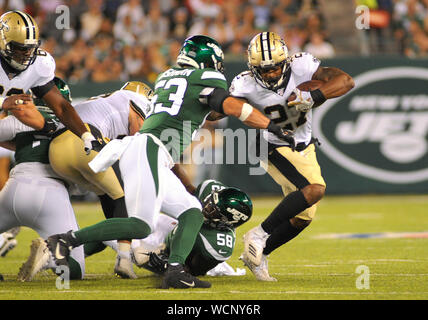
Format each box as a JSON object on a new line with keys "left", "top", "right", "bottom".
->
{"left": 287, "top": 79, "right": 325, "bottom": 103}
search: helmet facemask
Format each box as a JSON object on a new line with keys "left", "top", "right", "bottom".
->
{"left": 202, "top": 192, "right": 232, "bottom": 231}
{"left": 2, "top": 40, "right": 39, "bottom": 71}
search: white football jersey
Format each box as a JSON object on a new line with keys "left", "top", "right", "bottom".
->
{"left": 67, "top": 90, "right": 152, "bottom": 140}
{"left": 230, "top": 52, "right": 320, "bottom": 146}
{"left": 0, "top": 50, "right": 55, "bottom": 99}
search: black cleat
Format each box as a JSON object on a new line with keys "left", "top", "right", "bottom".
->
{"left": 161, "top": 264, "right": 211, "bottom": 289}
{"left": 46, "top": 231, "right": 75, "bottom": 267}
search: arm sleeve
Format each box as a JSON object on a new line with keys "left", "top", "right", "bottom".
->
{"left": 31, "top": 80, "right": 55, "bottom": 98}
{"left": 0, "top": 116, "right": 34, "bottom": 142}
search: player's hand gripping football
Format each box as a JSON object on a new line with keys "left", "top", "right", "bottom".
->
{"left": 287, "top": 88, "right": 314, "bottom": 112}
{"left": 267, "top": 121, "right": 296, "bottom": 151}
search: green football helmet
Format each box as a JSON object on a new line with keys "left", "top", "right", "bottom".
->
{"left": 176, "top": 35, "right": 225, "bottom": 73}
{"left": 202, "top": 187, "right": 253, "bottom": 230}
{"left": 33, "top": 76, "right": 72, "bottom": 111}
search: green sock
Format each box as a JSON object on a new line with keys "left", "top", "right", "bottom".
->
{"left": 168, "top": 208, "right": 203, "bottom": 265}
{"left": 68, "top": 257, "right": 83, "bottom": 280}
{"left": 73, "top": 217, "right": 151, "bottom": 245}
{"left": 83, "top": 242, "right": 107, "bottom": 257}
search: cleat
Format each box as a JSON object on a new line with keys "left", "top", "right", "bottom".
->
{"left": 46, "top": 231, "right": 74, "bottom": 267}
{"left": 240, "top": 253, "right": 277, "bottom": 282}
{"left": 17, "top": 238, "right": 50, "bottom": 282}
{"left": 161, "top": 264, "right": 211, "bottom": 289}
{"left": 114, "top": 255, "right": 138, "bottom": 279}
{"left": 242, "top": 226, "right": 269, "bottom": 266}
{"left": 0, "top": 227, "right": 21, "bottom": 257}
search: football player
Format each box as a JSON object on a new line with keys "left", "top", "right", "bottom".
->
{"left": 0, "top": 77, "right": 85, "bottom": 281}
{"left": 230, "top": 32, "right": 354, "bottom": 280}
{"left": 38, "top": 35, "right": 296, "bottom": 290}
{"left": 47, "top": 81, "right": 153, "bottom": 279}
{"left": 132, "top": 180, "right": 252, "bottom": 277}
{"left": 0, "top": 11, "right": 101, "bottom": 154}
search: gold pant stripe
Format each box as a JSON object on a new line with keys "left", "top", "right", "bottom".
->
{"left": 263, "top": 144, "right": 325, "bottom": 220}
{"left": 49, "top": 125, "right": 124, "bottom": 200}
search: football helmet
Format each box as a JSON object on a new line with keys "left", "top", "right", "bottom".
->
{"left": 176, "top": 35, "right": 225, "bottom": 73}
{"left": 121, "top": 81, "right": 154, "bottom": 100}
{"left": 202, "top": 187, "right": 253, "bottom": 230}
{"left": 0, "top": 11, "right": 41, "bottom": 71}
{"left": 247, "top": 32, "right": 290, "bottom": 90}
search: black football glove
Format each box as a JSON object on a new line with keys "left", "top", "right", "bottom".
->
{"left": 141, "top": 251, "right": 168, "bottom": 275}
{"left": 267, "top": 121, "right": 296, "bottom": 151}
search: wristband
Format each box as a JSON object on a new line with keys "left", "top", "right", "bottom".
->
{"left": 239, "top": 103, "right": 253, "bottom": 121}
{"left": 310, "top": 89, "right": 326, "bottom": 105}
{"left": 81, "top": 131, "right": 94, "bottom": 141}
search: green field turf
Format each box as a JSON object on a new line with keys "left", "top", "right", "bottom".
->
{"left": 0, "top": 195, "right": 427, "bottom": 300}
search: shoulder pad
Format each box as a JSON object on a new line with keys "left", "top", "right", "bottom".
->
{"left": 290, "top": 52, "right": 320, "bottom": 77}
{"left": 230, "top": 71, "right": 255, "bottom": 96}
{"left": 198, "top": 69, "right": 226, "bottom": 81}
{"left": 33, "top": 50, "right": 56, "bottom": 79}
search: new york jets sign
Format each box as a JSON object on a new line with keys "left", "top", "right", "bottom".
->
{"left": 313, "top": 67, "right": 428, "bottom": 184}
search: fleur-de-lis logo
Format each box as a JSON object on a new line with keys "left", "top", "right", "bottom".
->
{"left": 0, "top": 19, "right": 10, "bottom": 32}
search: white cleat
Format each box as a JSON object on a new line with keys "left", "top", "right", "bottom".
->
{"left": 242, "top": 226, "right": 269, "bottom": 266}
{"left": 114, "top": 255, "right": 138, "bottom": 279}
{"left": 0, "top": 227, "right": 21, "bottom": 257}
{"left": 240, "top": 253, "right": 277, "bottom": 282}
{"left": 17, "top": 238, "right": 50, "bottom": 282}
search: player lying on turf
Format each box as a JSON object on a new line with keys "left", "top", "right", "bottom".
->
{"left": 230, "top": 32, "right": 354, "bottom": 280}
{"left": 125, "top": 180, "right": 252, "bottom": 277}
{"left": 0, "top": 77, "right": 85, "bottom": 281}
{"left": 35, "top": 35, "right": 297, "bottom": 289}
{"left": 0, "top": 11, "right": 102, "bottom": 154}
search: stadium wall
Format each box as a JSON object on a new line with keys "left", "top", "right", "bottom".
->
{"left": 69, "top": 57, "right": 428, "bottom": 195}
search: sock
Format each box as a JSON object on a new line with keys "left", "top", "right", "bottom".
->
{"left": 73, "top": 217, "right": 151, "bottom": 246}
{"left": 168, "top": 208, "right": 203, "bottom": 265}
{"left": 117, "top": 241, "right": 131, "bottom": 260}
{"left": 263, "top": 219, "right": 304, "bottom": 255}
{"left": 68, "top": 257, "right": 83, "bottom": 280}
{"left": 83, "top": 242, "right": 107, "bottom": 257}
{"left": 98, "top": 194, "right": 115, "bottom": 219}
{"left": 52, "top": 257, "right": 83, "bottom": 280}
{"left": 261, "top": 190, "right": 310, "bottom": 234}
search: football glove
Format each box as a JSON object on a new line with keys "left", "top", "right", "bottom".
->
{"left": 140, "top": 251, "right": 168, "bottom": 275}
{"left": 267, "top": 121, "right": 296, "bottom": 151}
{"left": 287, "top": 88, "right": 314, "bottom": 112}
{"left": 81, "top": 132, "right": 103, "bottom": 155}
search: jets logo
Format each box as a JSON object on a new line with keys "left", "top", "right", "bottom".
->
{"left": 313, "top": 67, "right": 428, "bottom": 184}
{"left": 226, "top": 207, "right": 248, "bottom": 222}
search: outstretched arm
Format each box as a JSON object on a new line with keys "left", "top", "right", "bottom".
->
{"left": 312, "top": 66, "right": 355, "bottom": 98}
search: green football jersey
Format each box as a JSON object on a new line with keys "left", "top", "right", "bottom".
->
{"left": 165, "top": 179, "right": 235, "bottom": 274}
{"left": 140, "top": 67, "right": 227, "bottom": 161}
{"left": 14, "top": 111, "right": 57, "bottom": 164}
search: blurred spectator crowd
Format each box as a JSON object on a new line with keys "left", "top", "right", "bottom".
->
{"left": 0, "top": 0, "right": 330, "bottom": 83}
{"left": 3, "top": 0, "right": 428, "bottom": 84}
